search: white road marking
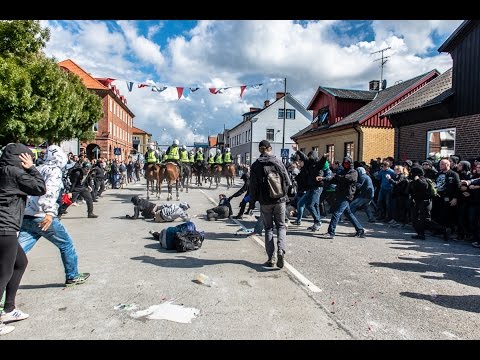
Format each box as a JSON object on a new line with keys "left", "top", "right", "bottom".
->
{"left": 199, "top": 189, "right": 322, "bottom": 293}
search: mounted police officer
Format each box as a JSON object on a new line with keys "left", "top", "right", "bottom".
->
{"left": 164, "top": 139, "right": 183, "bottom": 174}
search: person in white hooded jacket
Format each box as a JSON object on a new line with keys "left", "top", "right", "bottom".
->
{"left": 18, "top": 145, "right": 90, "bottom": 287}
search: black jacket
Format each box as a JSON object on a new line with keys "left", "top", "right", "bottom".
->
{"left": 296, "top": 150, "right": 327, "bottom": 189}
{"left": 249, "top": 153, "right": 291, "bottom": 205}
{"left": 230, "top": 172, "right": 250, "bottom": 199}
{"left": 0, "top": 143, "right": 46, "bottom": 234}
{"left": 331, "top": 157, "right": 357, "bottom": 201}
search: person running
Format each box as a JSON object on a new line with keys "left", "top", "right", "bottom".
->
{"left": 0, "top": 143, "right": 46, "bottom": 335}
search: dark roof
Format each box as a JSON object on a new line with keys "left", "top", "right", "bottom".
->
{"left": 291, "top": 124, "right": 314, "bottom": 139}
{"left": 330, "top": 70, "right": 439, "bottom": 128}
{"left": 320, "top": 87, "right": 377, "bottom": 101}
{"left": 383, "top": 68, "right": 453, "bottom": 117}
{"left": 438, "top": 20, "right": 476, "bottom": 53}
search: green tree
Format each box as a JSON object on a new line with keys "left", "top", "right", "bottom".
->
{"left": 0, "top": 20, "right": 103, "bottom": 145}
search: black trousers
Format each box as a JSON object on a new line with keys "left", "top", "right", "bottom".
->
{"left": 0, "top": 233, "right": 28, "bottom": 313}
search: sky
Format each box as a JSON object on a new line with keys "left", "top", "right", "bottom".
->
{"left": 41, "top": 20, "right": 463, "bottom": 147}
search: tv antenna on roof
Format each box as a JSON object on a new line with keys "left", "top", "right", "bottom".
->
{"left": 372, "top": 47, "right": 391, "bottom": 90}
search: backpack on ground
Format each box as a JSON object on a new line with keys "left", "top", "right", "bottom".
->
{"left": 174, "top": 230, "right": 205, "bottom": 252}
{"left": 156, "top": 221, "right": 197, "bottom": 250}
{"left": 426, "top": 178, "right": 438, "bottom": 198}
{"left": 263, "top": 163, "right": 285, "bottom": 199}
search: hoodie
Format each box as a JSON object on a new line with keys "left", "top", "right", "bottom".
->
{"left": 0, "top": 143, "right": 46, "bottom": 233}
{"left": 249, "top": 152, "right": 291, "bottom": 205}
{"left": 24, "top": 145, "right": 68, "bottom": 218}
{"left": 331, "top": 156, "right": 358, "bottom": 201}
{"left": 356, "top": 167, "right": 374, "bottom": 200}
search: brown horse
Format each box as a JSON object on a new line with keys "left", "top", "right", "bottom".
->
{"left": 161, "top": 162, "right": 181, "bottom": 201}
{"left": 210, "top": 164, "right": 222, "bottom": 188}
{"left": 145, "top": 164, "right": 163, "bottom": 199}
{"left": 223, "top": 164, "right": 236, "bottom": 189}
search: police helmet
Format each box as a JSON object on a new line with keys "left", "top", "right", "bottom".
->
{"left": 173, "top": 139, "right": 179, "bottom": 146}
{"left": 226, "top": 147, "right": 230, "bottom": 152}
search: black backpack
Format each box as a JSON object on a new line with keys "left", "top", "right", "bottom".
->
{"left": 174, "top": 230, "right": 205, "bottom": 252}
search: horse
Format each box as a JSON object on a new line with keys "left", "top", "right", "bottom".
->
{"left": 192, "top": 161, "right": 207, "bottom": 187}
{"left": 223, "top": 163, "right": 236, "bottom": 189}
{"left": 161, "top": 162, "right": 181, "bottom": 201}
{"left": 211, "top": 164, "right": 222, "bottom": 188}
{"left": 145, "top": 163, "right": 162, "bottom": 199}
{"left": 180, "top": 163, "right": 191, "bottom": 193}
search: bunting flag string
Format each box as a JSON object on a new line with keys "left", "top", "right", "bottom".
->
{"left": 103, "top": 78, "right": 284, "bottom": 100}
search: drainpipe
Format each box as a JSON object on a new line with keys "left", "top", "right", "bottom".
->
{"left": 353, "top": 124, "right": 362, "bottom": 161}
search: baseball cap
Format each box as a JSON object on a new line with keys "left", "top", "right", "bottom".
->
{"left": 259, "top": 140, "right": 271, "bottom": 148}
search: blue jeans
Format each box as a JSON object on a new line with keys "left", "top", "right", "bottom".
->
{"left": 295, "top": 192, "right": 308, "bottom": 222}
{"left": 350, "top": 197, "right": 375, "bottom": 222}
{"left": 327, "top": 198, "right": 364, "bottom": 236}
{"left": 18, "top": 217, "right": 79, "bottom": 280}
{"left": 304, "top": 187, "right": 323, "bottom": 223}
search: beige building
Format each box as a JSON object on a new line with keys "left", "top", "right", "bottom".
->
{"left": 292, "top": 71, "right": 440, "bottom": 163}
{"left": 132, "top": 126, "right": 152, "bottom": 158}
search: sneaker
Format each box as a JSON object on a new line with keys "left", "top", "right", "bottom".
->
{"left": 291, "top": 220, "right": 301, "bottom": 226}
{"left": 322, "top": 233, "right": 335, "bottom": 239}
{"left": 311, "top": 223, "right": 321, "bottom": 232}
{"left": 87, "top": 213, "right": 98, "bottom": 218}
{"left": 65, "top": 272, "right": 90, "bottom": 287}
{"left": 277, "top": 250, "right": 285, "bottom": 269}
{"left": 263, "top": 258, "right": 276, "bottom": 268}
{"left": 233, "top": 215, "right": 243, "bottom": 220}
{"left": 351, "top": 230, "right": 366, "bottom": 238}
{"left": 0, "top": 309, "right": 29, "bottom": 323}
{"left": 0, "top": 322, "right": 15, "bottom": 336}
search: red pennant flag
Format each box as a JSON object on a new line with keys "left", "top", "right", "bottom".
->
{"left": 138, "top": 83, "right": 149, "bottom": 88}
{"left": 176, "top": 87, "right": 184, "bottom": 99}
{"left": 209, "top": 88, "right": 217, "bottom": 94}
{"left": 240, "top": 85, "right": 247, "bottom": 98}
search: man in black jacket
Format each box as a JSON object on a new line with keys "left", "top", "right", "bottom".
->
{"left": 323, "top": 156, "right": 365, "bottom": 238}
{"left": 249, "top": 140, "right": 291, "bottom": 268}
{"left": 229, "top": 171, "right": 254, "bottom": 219}
{"left": 295, "top": 150, "right": 328, "bottom": 231}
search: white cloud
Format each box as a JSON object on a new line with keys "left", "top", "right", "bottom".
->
{"left": 116, "top": 20, "right": 166, "bottom": 71}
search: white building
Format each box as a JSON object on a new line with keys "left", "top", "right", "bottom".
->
{"left": 228, "top": 92, "right": 311, "bottom": 165}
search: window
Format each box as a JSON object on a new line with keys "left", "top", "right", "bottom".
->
{"left": 326, "top": 144, "right": 335, "bottom": 162}
{"left": 317, "top": 107, "right": 329, "bottom": 125}
{"left": 92, "top": 122, "right": 98, "bottom": 132}
{"left": 109, "top": 97, "right": 113, "bottom": 112}
{"left": 278, "top": 109, "right": 296, "bottom": 119}
{"left": 245, "top": 152, "right": 250, "bottom": 165}
{"left": 344, "top": 142, "right": 354, "bottom": 160}
{"left": 266, "top": 129, "right": 275, "bottom": 141}
{"left": 427, "top": 128, "right": 455, "bottom": 158}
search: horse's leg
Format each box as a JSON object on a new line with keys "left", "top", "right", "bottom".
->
{"left": 146, "top": 178, "right": 150, "bottom": 200}
{"left": 175, "top": 179, "right": 180, "bottom": 201}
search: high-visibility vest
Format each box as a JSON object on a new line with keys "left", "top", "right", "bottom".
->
{"left": 208, "top": 155, "right": 215, "bottom": 164}
{"left": 167, "top": 146, "right": 179, "bottom": 160}
{"left": 163, "top": 153, "right": 168, "bottom": 161}
{"left": 196, "top": 152, "right": 204, "bottom": 161}
{"left": 180, "top": 149, "right": 189, "bottom": 162}
{"left": 224, "top": 152, "right": 232, "bottom": 163}
{"left": 146, "top": 150, "right": 157, "bottom": 163}
{"left": 215, "top": 154, "right": 223, "bottom": 164}
{"left": 189, "top": 154, "right": 195, "bottom": 162}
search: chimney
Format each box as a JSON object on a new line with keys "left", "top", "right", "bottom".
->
{"left": 369, "top": 80, "right": 380, "bottom": 91}
{"left": 276, "top": 92, "right": 285, "bottom": 100}
{"left": 264, "top": 100, "right": 270, "bottom": 108}
{"left": 381, "top": 79, "right": 387, "bottom": 90}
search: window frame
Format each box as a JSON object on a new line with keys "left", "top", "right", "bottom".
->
{"left": 266, "top": 129, "right": 275, "bottom": 141}
{"left": 426, "top": 127, "right": 456, "bottom": 159}
{"left": 344, "top": 141, "right": 354, "bottom": 160}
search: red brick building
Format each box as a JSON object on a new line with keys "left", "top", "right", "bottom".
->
{"left": 58, "top": 59, "right": 135, "bottom": 161}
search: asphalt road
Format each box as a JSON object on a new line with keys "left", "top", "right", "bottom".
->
{"left": 6, "top": 177, "right": 480, "bottom": 339}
